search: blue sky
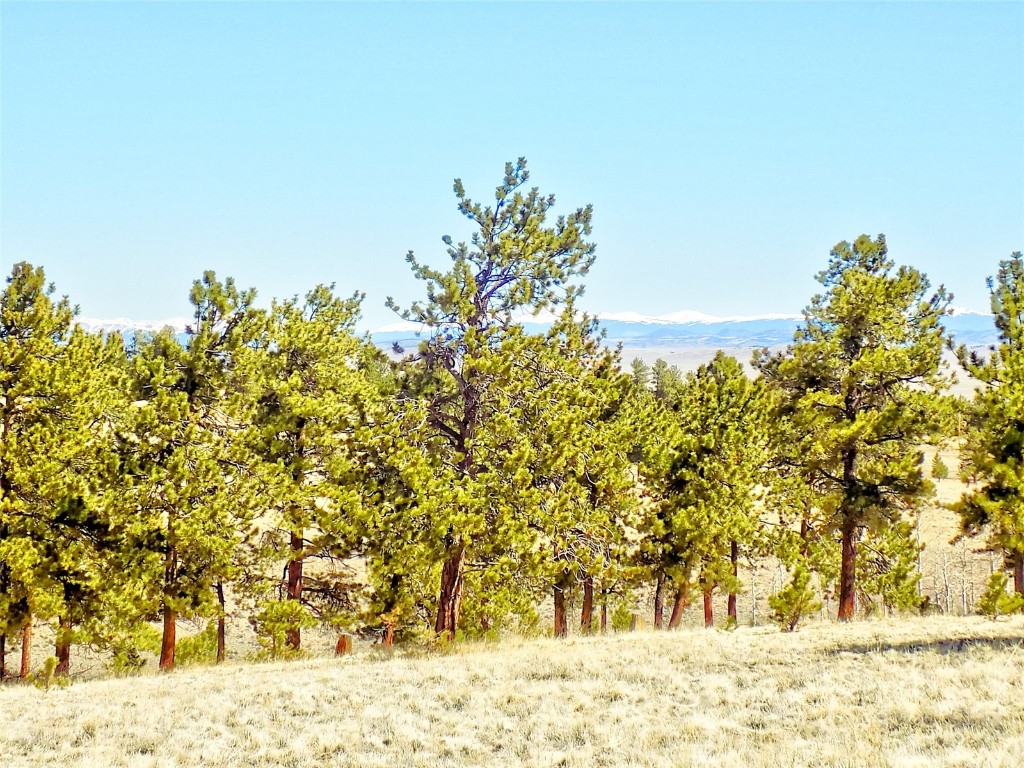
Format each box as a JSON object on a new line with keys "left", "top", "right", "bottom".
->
{"left": 2, "top": 2, "right": 1022, "bottom": 329}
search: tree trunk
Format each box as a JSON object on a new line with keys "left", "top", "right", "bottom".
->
{"left": 159, "top": 604, "right": 176, "bottom": 672}
{"left": 553, "top": 584, "right": 568, "bottom": 638}
{"left": 600, "top": 592, "right": 608, "bottom": 633}
{"left": 0, "top": 557, "right": 7, "bottom": 681}
{"left": 215, "top": 582, "right": 226, "bottom": 664}
{"left": 653, "top": 574, "right": 665, "bottom": 629}
{"left": 668, "top": 588, "right": 688, "bottom": 629}
{"left": 727, "top": 540, "right": 739, "bottom": 624}
{"left": 382, "top": 622, "right": 395, "bottom": 647}
{"left": 20, "top": 616, "right": 32, "bottom": 680}
{"left": 286, "top": 530, "right": 304, "bottom": 652}
{"left": 1013, "top": 550, "right": 1024, "bottom": 611}
{"left": 55, "top": 615, "right": 72, "bottom": 677}
{"left": 703, "top": 587, "right": 713, "bottom": 628}
{"left": 434, "top": 544, "right": 466, "bottom": 640}
{"left": 580, "top": 576, "right": 594, "bottom": 634}
{"left": 838, "top": 518, "right": 857, "bottom": 621}
{"left": 335, "top": 634, "right": 352, "bottom": 655}
{"left": 160, "top": 526, "right": 178, "bottom": 671}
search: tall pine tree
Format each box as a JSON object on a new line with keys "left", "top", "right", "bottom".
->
{"left": 120, "top": 272, "right": 262, "bottom": 671}
{"left": 955, "top": 252, "right": 1024, "bottom": 606}
{"left": 756, "top": 235, "right": 951, "bottom": 620}
{"left": 383, "top": 158, "right": 597, "bottom": 640}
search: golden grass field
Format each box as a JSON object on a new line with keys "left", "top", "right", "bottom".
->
{"left": 3, "top": 615, "right": 1023, "bottom": 767}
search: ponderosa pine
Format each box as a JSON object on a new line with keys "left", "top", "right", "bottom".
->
{"left": 1, "top": 263, "right": 131, "bottom": 679}
{"left": 384, "top": 158, "right": 597, "bottom": 640}
{"left": 756, "top": 235, "right": 951, "bottom": 621}
{"left": 122, "top": 272, "right": 262, "bottom": 671}
{"left": 955, "top": 252, "right": 1024, "bottom": 608}
{"left": 244, "top": 285, "right": 388, "bottom": 651}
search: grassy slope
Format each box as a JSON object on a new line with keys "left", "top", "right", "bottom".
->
{"left": 3, "top": 615, "right": 1023, "bottom": 768}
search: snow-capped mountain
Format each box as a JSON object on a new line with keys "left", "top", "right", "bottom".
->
{"left": 77, "top": 316, "right": 191, "bottom": 335}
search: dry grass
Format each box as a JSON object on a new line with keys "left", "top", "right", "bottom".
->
{"left": 3, "top": 615, "right": 1023, "bottom": 767}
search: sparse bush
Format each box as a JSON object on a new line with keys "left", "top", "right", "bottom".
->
{"left": 108, "top": 625, "right": 161, "bottom": 675}
{"left": 32, "top": 657, "right": 69, "bottom": 691}
{"left": 977, "top": 571, "right": 1024, "bottom": 619}
{"left": 611, "top": 600, "right": 634, "bottom": 633}
{"left": 931, "top": 452, "right": 950, "bottom": 480}
{"left": 769, "top": 565, "right": 821, "bottom": 632}
{"left": 176, "top": 621, "right": 220, "bottom": 667}
{"left": 250, "top": 600, "right": 316, "bottom": 659}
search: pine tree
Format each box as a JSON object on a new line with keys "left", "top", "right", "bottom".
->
{"left": 381, "top": 158, "right": 598, "bottom": 641}
{"left": 243, "top": 285, "right": 389, "bottom": 652}
{"left": 120, "top": 272, "right": 262, "bottom": 671}
{"left": 633, "top": 353, "right": 771, "bottom": 629}
{"left": 0, "top": 263, "right": 134, "bottom": 679}
{"left": 756, "top": 235, "right": 952, "bottom": 621}
{"left": 0, "top": 263, "right": 75, "bottom": 679}
{"left": 527, "top": 310, "right": 635, "bottom": 638}
{"left": 768, "top": 564, "right": 821, "bottom": 632}
{"left": 955, "top": 252, "right": 1024, "bottom": 607}
{"left": 931, "top": 452, "right": 950, "bottom": 480}
{"left": 977, "top": 571, "right": 1024, "bottom": 619}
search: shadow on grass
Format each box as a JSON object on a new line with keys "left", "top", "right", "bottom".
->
{"left": 827, "top": 633, "right": 1024, "bottom": 657}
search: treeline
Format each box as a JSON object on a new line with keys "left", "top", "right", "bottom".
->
{"left": 1, "top": 159, "right": 1022, "bottom": 680}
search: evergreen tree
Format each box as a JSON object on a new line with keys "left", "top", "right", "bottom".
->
{"left": 120, "top": 272, "right": 262, "bottom": 671}
{"left": 1, "top": 262, "right": 76, "bottom": 679}
{"left": 955, "top": 252, "right": 1024, "bottom": 606}
{"left": 756, "top": 235, "right": 951, "bottom": 620}
{"left": 528, "top": 310, "right": 635, "bottom": 638}
{"left": 382, "top": 157, "right": 597, "bottom": 640}
{"left": 768, "top": 564, "right": 821, "bottom": 632}
{"left": 931, "top": 451, "right": 950, "bottom": 480}
{"left": 243, "top": 285, "right": 389, "bottom": 652}
{"left": 977, "top": 571, "right": 1024, "bottom": 618}
{"left": 0, "top": 263, "right": 132, "bottom": 679}
{"left": 659, "top": 353, "right": 772, "bottom": 628}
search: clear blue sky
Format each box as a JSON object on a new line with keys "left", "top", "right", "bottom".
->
{"left": 2, "top": 2, "right": 1022, "bottom": 329}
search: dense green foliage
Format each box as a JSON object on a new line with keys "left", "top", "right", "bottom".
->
{"left": 756, "top": 235, "right": 952, "bottom": 621}
{"left": 0, "top": 161, "right": 1008, "bottom": 680}
{"left": 955, "top": 252, "right": 1024, "bottom": 610}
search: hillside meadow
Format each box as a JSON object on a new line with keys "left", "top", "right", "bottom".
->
{"left": 2, "top": 614, "right": 1022, "bottom": 768}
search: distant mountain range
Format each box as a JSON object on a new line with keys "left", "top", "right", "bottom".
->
{"left": 77, "top": 308, "right": 997, "bottom": 352}
{"left": 369, "top": 309, "right": 997, "bottom": 352}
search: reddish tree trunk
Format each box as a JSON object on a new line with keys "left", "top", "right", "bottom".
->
{"left": 554, "top": 585, "right": 568, "bottom": 638}
{"left": 580, "top": 576, "right": 594, "bottom": 634}
{"left": 159, "top": 604, "right": 176, "bottom": 671}
{"left": 434, "top": 544, "right": 466, "bottom": 640}
{"left": 703, "top": 588, "right": 713, "bottom": 628}
{"left": 55, "top": 615, "right": 72, "bottom": 677}
{"left": 382, "top": 622, "right": 395, "bottom": 647}
{"left": 727, "top": 540, "right": 739, "bottom": 624}
{"left": 600, "top": 593, "right": 608, "bottom": 633}
{"left": 838, "top": 519, "right": 857, "bottom": 621}
{"left": 1013, "top": 551, "right": 1024, "bottom": 612}
{"left": 286, "top": 530, "right": 304, "bottom": 652}
{"left": 668, "top": 588, "right": 689, "bottom": 629}
{"left": 160, "top": 530, "right": 178, "bottom": 671}
{"left": 216, "top": 582, "right": 226, "bottom": 664}
{"left": 20, "top": 616, "right": 32, "bottom": 680}
{"left": 653, "top": 574, "right": 665, "bottom": 629}
{"left": 335, "top": 634, "right": 352, "bottom": 655}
